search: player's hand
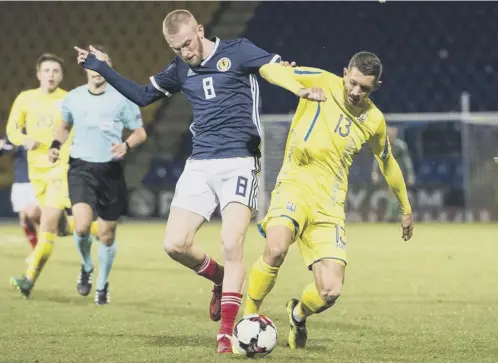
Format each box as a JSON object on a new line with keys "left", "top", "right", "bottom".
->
{"left": 48, "top": 148, "right": 60, "bottom": 163}
{"left": 74, "top": 45, "right": 109, "bottom": 70}
{"left": 280, "top": 60, "right": 297, "bottom": 67}
{"left": 111, "top": 143, "right": 128, "bottom": 159}
{"left": 297, "top": 87, "right": 327, "bottom": 102}
{"left": 23, "top": 138, "right": 39, "bottom": 151}
{"left": 400, "top": 213, "right": 414, "bottom": 241}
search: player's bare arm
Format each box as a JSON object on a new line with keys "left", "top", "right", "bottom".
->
{"left": 111, "top": 126, "right": 147, "bottom": 159}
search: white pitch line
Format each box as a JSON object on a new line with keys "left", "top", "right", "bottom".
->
{"left": 0, "top": 234, "right": 25, "bottom": 245}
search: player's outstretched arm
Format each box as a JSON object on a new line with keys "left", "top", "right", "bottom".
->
{"left": 260, "top": 63, "right": 327, "bottom": 90}
{"left": 74, "top": 46, "right": 165, "bottom": 107}
{"left": 260, "top": 64, "right": 327, "bottom": 101}
{"left": 369, "top": 119, "right": 413, "bottom": 241}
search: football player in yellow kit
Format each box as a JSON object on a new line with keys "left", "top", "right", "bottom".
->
{"left": 6, "top": 53, "right": 97, "bottom": 298}
{"left": 243, "top": 52, "right": 414, "bottom": 349}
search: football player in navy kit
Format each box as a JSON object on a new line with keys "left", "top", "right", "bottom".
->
{"left": 74, "top": 9, "right": 290, "bottom": 353}
{"left": 0, "top": 137, "right": 40, "bottom": 261}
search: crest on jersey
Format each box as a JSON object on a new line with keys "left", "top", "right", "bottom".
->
{"left": 286, "top": 202, "right": 296, "bottom": 213}
{"left": 216, "top": 57, "right": 231, "bottom": 72}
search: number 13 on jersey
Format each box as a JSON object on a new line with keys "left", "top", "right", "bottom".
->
{"left": 203, "top": 77, "right": 216, "bottom": 100}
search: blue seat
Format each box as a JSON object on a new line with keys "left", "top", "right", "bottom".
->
{"left": 244, "top": 2, "right": 497, "bottom": 114}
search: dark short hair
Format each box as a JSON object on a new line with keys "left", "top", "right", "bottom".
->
{"left": 348, "top": 51, "right": 382, "bottom": 82}
{"left": 36, "top": 53, "right": 64, "bottom": 71}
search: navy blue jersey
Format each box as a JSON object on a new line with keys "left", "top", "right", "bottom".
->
{"left": 150, "top": 38, "right": 280, "bottom": 159}
{"left": 0, "top": 137, "right": 29, "bottom": 183}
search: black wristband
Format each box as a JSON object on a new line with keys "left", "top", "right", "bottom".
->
{"left": 125, "top": 141, "right": 130, "bottom": 150}
{"left": 50, "top": 140, "right": 62, "bottom": 150}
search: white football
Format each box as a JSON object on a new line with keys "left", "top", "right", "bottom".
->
{"left": 233, "top": 314, "right": 278, "bottom": 358}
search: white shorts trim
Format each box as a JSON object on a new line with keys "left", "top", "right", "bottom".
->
{"left": 170, "top": 157, "right": 260, "bottom": 221}
{"left": 11, "top": 183, "right": 38, "bottom": 213}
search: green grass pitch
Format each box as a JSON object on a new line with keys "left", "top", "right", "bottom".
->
{"left": 0, "top": 222, "right": 497, "bottom": 362}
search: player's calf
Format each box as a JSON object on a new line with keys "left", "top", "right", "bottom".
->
{"left": 244, "top": 223, "right": 294, "bottom": 316}
{"left": 19, "top": 207, "right": 63, "bottom": 287}
{"left": 94, "top": 219, "right": 117, "bottom": 303}
{"left": 164, "top": 208, "right": 224, "bottom": 321}
{"left": 19, "top": 211, "right": 38, "bottom": 250}
{"left": 217, "top": 203, "right": 251, "bottom": 341}
{"left": 163, "top": 207, "right": 206, "bottom": 268}
{"left": 287, "top": 259, "right": 344, "bottom": 349}
{"left": 72, "top": 203, "right": 95, "bottom": 294}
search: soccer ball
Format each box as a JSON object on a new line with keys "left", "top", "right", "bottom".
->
{"left": 233, "top": 314, "right": 278, "bottom": 358}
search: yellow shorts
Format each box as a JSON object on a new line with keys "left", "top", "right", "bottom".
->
{"left": 31, "top": 164, "right": 70, "bottom": 210}
{"left": 258, "top": 183, "right": 347, "bottom": 269}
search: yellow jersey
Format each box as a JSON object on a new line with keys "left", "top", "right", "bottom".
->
{"left": 260, "top": 65, "right": 411, "bottom": 219}
{"left": 6, "top": 88, "right": 71, "bottom": 178}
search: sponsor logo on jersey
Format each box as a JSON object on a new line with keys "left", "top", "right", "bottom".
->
{"left": 286, "top": 201, "right": 296, "bottom": 212}
{"left": 358, "top": 113, "right": 366, "bottom": 123}
{"left": 187, "top": 69, "right": 196, "bottom": 76}
{"left": 216, "top": 57, "right": 231, "bottom": 72}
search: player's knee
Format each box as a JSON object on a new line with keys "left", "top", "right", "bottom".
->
{"left": 74, "top": 221, "right": 92, "bottom": 237}
{"left": 24, "top": 205, "right": 40, "bottom": 222}
{"left": 263, "top": 226, "right": 293, "bottom": 267}
{"left": 40, "top": 208, "right": 62, "bottom": 233}
{"left": 318, "top": 283, "right": 342, "bottom": 306}
{"left": 221, "top": 230, "right": 245, "bottom": 262}
{"left": 263, "top": 240, "right": 289, "bottom": 267}
{"left": 99, "top": 224, "right": 117, "bottom": 245}
{"left": 164, "top": 233, "right": 193, "bottom": 260}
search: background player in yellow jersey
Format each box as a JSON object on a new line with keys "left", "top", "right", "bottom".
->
{"left": 243, "top": 52, "right": 414, "bottom": 349}
{"left": 6, "top": 53, "right": 97, "bottom": 298}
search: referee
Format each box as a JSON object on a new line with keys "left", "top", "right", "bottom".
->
{"left": 49, "top": 46, "right": 146, "bottom": 305}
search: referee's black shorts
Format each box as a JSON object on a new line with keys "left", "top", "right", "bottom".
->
{"left": 68, "top": 157, "right": 128, "bottom": 221}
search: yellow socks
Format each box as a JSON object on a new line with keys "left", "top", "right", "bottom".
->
{"left": 26, "top": 232, "right": 55, "bottom": 282}
{"left": 66, "top": 216, "right": 75, "bottom": 234}
{"left": 90, "top": 221, "right": 99, "bottom": 236}
{"left": 296, "top": 283, "right": 330, "bottom": 320}
{"left": 66, "top": 216, "right": 99, "bottom": 237}
{"left": 243, "top": 256, "right": 280, "bottom": 315}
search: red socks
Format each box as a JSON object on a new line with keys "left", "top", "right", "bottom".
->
{"left": 23, "top": 225, "right": 37, "bottom": 249}
{"left": 219, "top": 292, "right": 242, "bottom": 336}
{"left": 194, "top": 254, "right": 224, "bottom": 285}
{"left": 195, "top": 255, "right": 241, "bottom": 336}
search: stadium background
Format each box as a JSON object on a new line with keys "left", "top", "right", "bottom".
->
{"left": 0, "top": 0, "right": 497, "bottom": 221}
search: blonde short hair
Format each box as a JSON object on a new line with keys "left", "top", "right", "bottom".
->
{"left": 162, "top": 9, "right": 197, "bottom": 35}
